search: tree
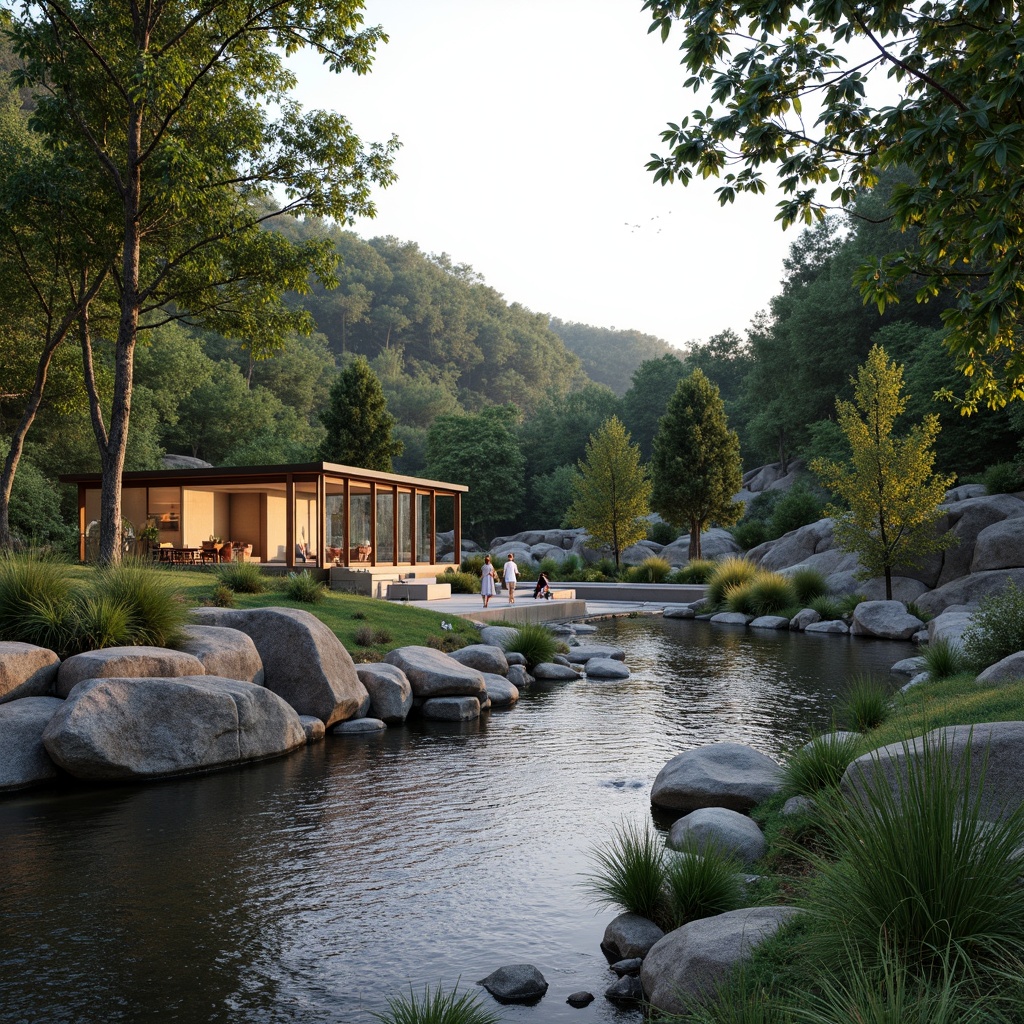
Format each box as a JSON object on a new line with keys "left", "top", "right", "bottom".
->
{"left": 651, "top": 369, "right": 744, "bottom": 560}
{"left": 621, "top": 354, "right": 687, "bottom": 461}
{"left": 566, "top": 417, "right": 651, "bottom": 568}
{"left": 10, "top": 0, "right": 398, "bottom": 562}
{"left": 424, "top": 406, "right": 525, "bottom": 543}
{"left": 317, "top": 357, "right": 402, "bottom": 471}
{"left": 644, "top": 0, "right": 1024, "bottom": 410}
{"left": 810, "top": 345, "right": 954, "bottom": 601}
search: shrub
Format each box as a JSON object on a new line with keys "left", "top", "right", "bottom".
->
{"left": 922, "top": 637, "right": 967, "bottom": 680}
{"left": 502, "top": 622, "right": 558, "bottom": 669}
{"left": 662, "top": 841, "right": 745, "bottom": 930}
{"left": 559, "top": 553, "right": 584, "bottom": 577}
{"left": 806, "top": 737, "right": 1024, "bottom": 971}
{"left": 214, "top": 561, "right": 269, "bottom": 594}
{"left": 782, "top": 732, "right": 863, "bottom": 797}
{"left": 731, "top": 518, "right": 771, "bottom": 551}
{"left": 770, "top": 482, "right": 827, "bottom": 536}
{"left": 676, "top": 559, "right": 717, "bottom": 584}
{"left": 625, "top": 555, "right": 672, "bottom": 583}
{"left": 837, "top": 592, "right": 866, "bottom": 616}
{"left": 90, "top": 558, "right": 189, "bottom": 647}
{"left": 790, "top": 567, "right": 828, "bottom": 605}
{"left": 354, "top": 625, "right": 378, "bottom": 647}
{"left": 982, "top": 461, "right": 1024, "bottom": 496}
{"left": 0, "top": 553, "right": 74, "bottom": 648}
{"left": 581, "top": 819, "right": 665, "bottom": 923}
{"left": 809, "top": 595, "right": 844, "bottom": 621}
{"left": 706, "top": 556, "right": 759, "bottom": 606}
{"left": 747, "top": 571, "right": 798, "bottom": 616}
{"left": 459, "top": 554, "right": 486, "bottom": 575}
{"left": 65, "top": 593, "right": 134, "bottom": 655}
{"left": 373, "top": 983, "right": 501, "bottom": 1024}
{"left": 425, "top": 632, "right": 464, "bottom": 653}
{"left": 724, "top": 581, "right": 758, "bottom": 615}
{"left": 840, "top": 674, "right": 891, "bottom": 731}
{"left": 537, "top": 556, "right": 560, "bottom": 578}
{"left": 210, "top": 583, "right": 235, "bottom": 607}
{"left": 648, "top": 520, "right": 679, "bottom": 545}
{"left": 440, "top": 569, "right": 479, "bottom": 595}
{"left": 962, "top": 579, "right": 1024, "bottom": 671}
{"left": 592, "top": 556, "right": 618, "bottom": 578}
{"left": 283, "top": 569, "right": 327, "bottom": 604}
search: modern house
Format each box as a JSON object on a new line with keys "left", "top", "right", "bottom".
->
{"left": 60, "top": 461, "right": 466, "bottom": 592}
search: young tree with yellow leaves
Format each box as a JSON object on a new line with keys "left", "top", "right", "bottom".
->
{"left": 567, "top": 417, "right": 651, "bottom": 569}
{"left": 811, "top": 346, "right": 954, "bottom": 601}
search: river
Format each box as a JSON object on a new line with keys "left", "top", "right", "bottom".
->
{"left": 0, "top": 618, "right": 915, "bottom": 1024}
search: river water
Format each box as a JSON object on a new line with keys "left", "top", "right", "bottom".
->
{"left": 0, "top": 619, "right": 915, "bottom": 1024}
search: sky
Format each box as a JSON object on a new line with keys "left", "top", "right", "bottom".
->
{"left": 289, "top": 0, "right": 797, "bottom": 353}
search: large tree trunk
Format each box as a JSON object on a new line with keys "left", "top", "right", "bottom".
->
{"left": 689, "top": 517, "right": 702, "bottom": 561}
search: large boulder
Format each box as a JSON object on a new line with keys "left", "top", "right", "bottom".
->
{"left": 354, "top": 663, "right": 413, "bottom": 724}
{"left": 916, "top": 568, "right": 1024, "bottom": 617}
{"left": 841, "top": 721, "right": 1024, "bottom": 821}
{"left": 667, "top": 806, "right": 767, "bottom": 866}
{"left": 927, "top": 608, "right": 976, "bottom": 648}
{"left": 564, "top": 644, "right": 626, "bottom": 664}
{"left": 479, "top": 625, "right": 519, "bottom": 649}
{"left": 42, "top": 675, "right": 306, "bottom": 780}
{"left": 385, "top": 646, "right": 486, "bottom": 698}
{"left": 481, "top": 673, "right": 519, "bottom": 707}
{"left": 827, "top": 572, "right": 928, "bottom": 603}
{"left": 420, "top": 696, "right": 481, "bottom": 721}
{"left": 975, "top": 652, "right": 1024, "bottom": 686}
{"left": 934, "top": 494, "right": 1024, "bottom": 587}
{"left": 641, "top": 907, "right": 801, "bottom": 1015}
{"left": 0, "top": 696, "right": 64, "bottom": 792}
{"left": 174, "top": 625, "right": 264, "bottom": 684}
{"left": 585, "top": 658, "right": 631, "bottom": 679}
{"left": 661, "top": 528, "right": 741, "bottom": 565}
{"left": 449, "top": 644, "right": 509, "bottom": 675}
{"left": 750, "top": 519, "right": 835, "bottom": 572}
{"left": 651, "top": 743, "right": 783, "bottom": 812}
{"left": 971, "top": 518, "right": 1024, "bottom": 572}
{"left": 57, "top": 646, "right": 206, "bottom": 699}
{"left": 478, "top": 964, "right": 548, "bottom": 1004}
{"left": 0, "top": 642, "right": 60, "bottom": 704}
{"left": 532, "top": 662, "right": 579, "bottom": 681}
{"left": 601, "top": 913, "right": 666, "bottom": 960}
{"left": 190, "top": 606, "right": 367, "bottom": 726}
{"left": 850, "top": 601, "right": 924, "bottom": 641}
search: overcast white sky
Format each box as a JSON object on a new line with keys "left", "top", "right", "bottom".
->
{"left": 290, "top": 0, "right": 797, "bottom": 352}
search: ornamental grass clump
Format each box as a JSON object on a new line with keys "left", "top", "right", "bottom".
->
{"left": 214, "top": 561, "right": 269, "bottom": 594}
{"left": 706, "top": 556, "right": 758, "bottom": 607}
{"left": 781, "top": 731, "right": 863, "bottom": 797}
{"left": 805, "top": 738, "right": 1024, "bottom": 977}
{"left": 808, "top": 595, "right": 843, "bottom": 621}
{"left": 0, "top": 552, "right": 74, "bottom": 649}
{"left": 961, "top": 580, "right": 1024, "bottom": 671}
{"left": 922, "top": 637, "right": 968, "bottom": 680}
{"left": 674, "top": 558, "right": 717, "bottom": 584}
{"left": 502, "top": 622, "right": 558, "bottom": 669}
{"left": 90, "top": 557, "right": 189, "bottom": 647}
{"left": 840, "top": 674, "right": 891, "bottom": 731}
{"left": 724, "top": 581, "right": 758, "bottom": 616}
{"left": 373, "top": 983, "right": 500, "bottom": 1024}
{"left": 790, "top": 567, "right": 828, "bottom": 606}
{"left": 581, "top": 818, "right": 665, "bottom": 924}
{"left": 283, "top": 569, "right": 327, "bottom": 604}
{"left": 747, "top": 571, "right": 798, "bottom": 616}
{"left": 662, "top": 840, "right": 745, "bottom": 930}
{"left": 626, "top": 555, "right": 672, "bottom": 583}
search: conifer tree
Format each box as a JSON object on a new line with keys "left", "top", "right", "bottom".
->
{"left": 566, "top": 416, "right": 651, "bottom": 568}
{"left": 318, "top": 357, "right": 403, "bottom": 471}
{"left": 811, "top": 345, "right": 954, "bottom": 601}
{"left": 651, "top": 369, "right": 743, "bottom": 561}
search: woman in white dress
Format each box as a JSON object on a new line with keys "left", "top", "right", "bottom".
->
{"left": 480, "top": 554, "right": 497, "bottom": 608}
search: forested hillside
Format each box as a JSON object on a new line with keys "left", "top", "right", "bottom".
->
{"left": 548, "top": 319, "right": 674, "bottom": 395}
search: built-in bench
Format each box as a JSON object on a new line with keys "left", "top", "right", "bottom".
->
{"left": 386, "top": 580, "right": 451, "bottom": 601}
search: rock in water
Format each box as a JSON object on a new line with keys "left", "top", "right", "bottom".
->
{"left": 478, "top": 964, "right": 548, "bottom": 1003}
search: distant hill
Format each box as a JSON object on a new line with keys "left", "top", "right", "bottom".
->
{"left": 548, "top": 318, "right": 676, "bottom": 395}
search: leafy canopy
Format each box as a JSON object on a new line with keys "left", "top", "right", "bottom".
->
{"left": 651, "top": 369, "right": 744, "bottom": 560}
{"left": 811, "top": 345, "right": 954, "bottom": 600}
{"left": 566, "top": 416, "right": 651, "bottom": 567}
{"left": 644, "top": 0, "right": 1024, "bottom": 410}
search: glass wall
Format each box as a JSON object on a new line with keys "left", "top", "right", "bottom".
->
{"left": 376, "top": 490, "right": 394, "bottom": 563}
{"left": 416, "top": 493, "right": 432, "bottom": 563}
{"left": 349, "top": 486, "right": 371, "bottom": 562}
{"left": 294, "top": 481, "right": 317, "bottom": 562}
{"left": 325, "top": 489, "right": 345, "bottom": 562}
{"left": 397, "top": 491, "right": 412, "bottom": 563}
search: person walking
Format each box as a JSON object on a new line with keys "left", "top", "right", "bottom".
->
{"left": 503, "top": 552, "right": 519, "bottom": 604}
{"left": 480, "top": 554, "right": 497, "bottom": 608}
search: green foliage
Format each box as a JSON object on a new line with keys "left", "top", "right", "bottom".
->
{"left": 317, "top": 356, "right": 403, "bottom": 471}
{"left": 747, "top": 571, "right": 798, "bottom": 616}
{"left": 782, "top": 732, "right": 863, "bottom": 797}
{"left": 648, "top": 520, "right": 679, "bottom": 545}
{"left": 502, "top": 622, "right": 558, "bottom": 670}
{"left": 838, "top": 593, "right": 867, "bottom": 616}
{"left": 731, "top": 518, "right": 772, "bottom": 551}
{"left": 662, "top": 842, "right": 745, "bottom": 931}
{"left": 724, "top": 582, "right": 758, "bottom": 616}
{"left": 440, "top": 569, "right": 479, "bottom": 595}
{"left": 961, "top": 580, "right": 1024, "bottom": 672}
{"left": 283, "top": 570, "right": 327, "bottom": 604}
{"left": 808, "top": 596, "right": 844, "bottom": 621}
{"left": 620, "top": 353, "right": 688, "bottom": 459}
{"left": 790, "top": 567, "right": 828, "bottom": 605}
{"left": 565, "top": 416, "right": 651, "bottom": 567}
{"left": 90, "top": 558, "right": 189, "bottom": 648}
{"left": 806, "top": 740, "right": 1024, "bottom": 970}
{"left": 771, "top": 483, "right": 827, "bottom": 536}
{"left": 644, "top": 0, "right": 1024, "bottom": 410}
{"left": 210, "top": 583, "right": 236, "bottom": 608}
{"left": 675, "top": 559, "right": 717, "bottom": 584}
{"left": 526, "top": 464, "right": 579, "bottom": 530}
{"left": 373, "top": 983, "right": 501, "bottom": 1024}
{"left": 811, "top": 347, "right": 954, "bottom": 600}
{"left": 705, "top": 556, "right": 758, "bottom": 607}
{"left": 651, "top": 369, "right": 744, "bottom": 560}
{"left": 841, "top": 675, "right": 891, "bottom": 731}
{"left": 0, "top": 554, "right": 73, "bottom": 649}
{"left": 537, "top": 556, "right": 560, "bottom": 578}
{"left": 558, "top": 553, "right": 584, "bottom": 578}
{"left": 214, "top": 562, "right": 270, "bottom": 594}
{"left": 922, "top": 638, "right": 968, "bottom": 680}
{"left": 581, "top": 819, "right": 666, "bottom": 923}
{"left": 69, "top": 594, "right": 134, "bottom": 654}
{"left": 624, "top": 556, "right": 672, "bottom": 583}
{"left": 982, "top": 461, "right": 1024, "bottom": 496}
{"left": 355, "top": 625, "right": 392, "bottom": 647}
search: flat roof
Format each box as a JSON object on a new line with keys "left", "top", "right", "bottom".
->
{"left": 59, "top": 461, "right": 469, "bottom": 493}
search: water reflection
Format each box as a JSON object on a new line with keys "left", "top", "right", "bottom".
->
{"left": 0, "top": 619, "right": 914, "bottom": 1024}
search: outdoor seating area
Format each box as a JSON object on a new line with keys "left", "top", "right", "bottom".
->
{"left": 63, "top": 461, "right": 467, "bottom": 575}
